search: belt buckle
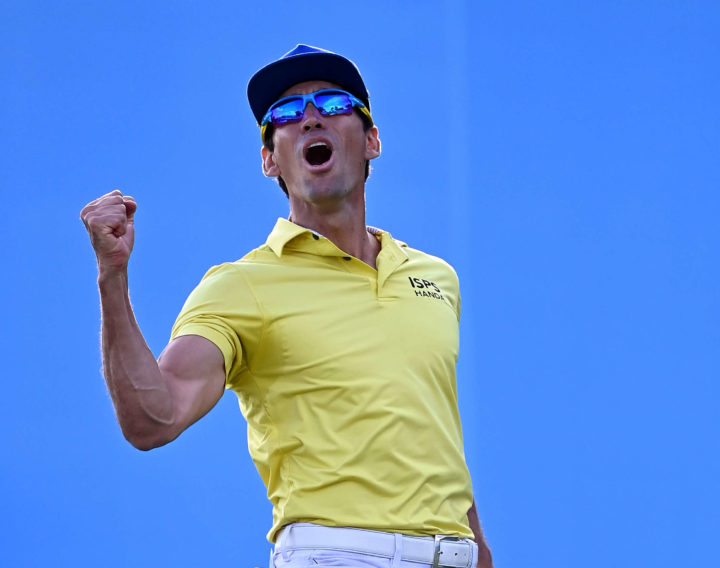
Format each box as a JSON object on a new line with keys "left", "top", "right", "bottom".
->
{"left": 432, "top": 534, "right": 462, "bottom": 568}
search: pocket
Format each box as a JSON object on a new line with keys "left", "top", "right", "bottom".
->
{"left": 306, "top": 549, "right": 387, "bottom": 567}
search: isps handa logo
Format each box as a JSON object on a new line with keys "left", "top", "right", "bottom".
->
{"left": 408, "top": 277, "right": 446, "bottom": 301}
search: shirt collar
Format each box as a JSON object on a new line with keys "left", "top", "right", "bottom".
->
{"left": 266, "top": 217, "right": 408, "bottom": 260}
{"left": 266, "top": 218, "right": 311, "bottom": 256}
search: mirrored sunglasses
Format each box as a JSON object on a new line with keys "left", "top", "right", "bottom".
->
{"left": 260, "top": 88, "right": 372, "bottom": 127}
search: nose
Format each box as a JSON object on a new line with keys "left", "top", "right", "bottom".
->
{"left": 299, "top": 102, "right": 324, "bottom": 131}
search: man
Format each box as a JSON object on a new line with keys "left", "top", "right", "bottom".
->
{"left": 80, "top": 45, "right": 493, "bottom": 568}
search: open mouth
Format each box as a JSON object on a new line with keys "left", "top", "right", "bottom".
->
{"left": 304, "top": 142, "right": 333, "bottom": 166}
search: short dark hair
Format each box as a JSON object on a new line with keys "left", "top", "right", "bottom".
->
{"left": 263, "top": 111, "right": 375, "bottom": 198}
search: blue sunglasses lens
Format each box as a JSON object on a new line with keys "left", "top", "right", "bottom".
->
{"left": 267, "top": 91, "right": 355, "bottom": 125}
{"left": 269, "top": 100, "right": 304, "bottom": 124}
{"left": 313, "top": 91, "right": 354, "bottom": 115}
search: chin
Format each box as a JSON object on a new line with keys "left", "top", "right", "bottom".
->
{"left": 300, "top": 176, "right": 354, "bottom": 201}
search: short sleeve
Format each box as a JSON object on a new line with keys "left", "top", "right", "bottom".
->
{"left": 171, "top": 263, "right": 264, "bottom": 386}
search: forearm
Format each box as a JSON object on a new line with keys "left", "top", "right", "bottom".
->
{"left": 98, "top": 269, "right": 176, "bottom": 449}
{"left": 468, "top": 498, "right": 494, "bottom": 568}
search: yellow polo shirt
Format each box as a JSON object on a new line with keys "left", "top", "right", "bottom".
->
{"left": 171, "top": 218, "right": 474, "bottom": 542}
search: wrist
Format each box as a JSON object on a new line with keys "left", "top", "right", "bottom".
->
{"left": 97, "top": 265, "right": 128, "bottom": 287}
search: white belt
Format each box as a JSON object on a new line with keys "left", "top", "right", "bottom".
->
{"left": 275, "top": 524, "right": 476, "bottom": 568}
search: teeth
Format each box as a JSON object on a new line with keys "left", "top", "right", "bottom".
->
{"left": 309, "top": 142, "right": 328, "bottom": 149}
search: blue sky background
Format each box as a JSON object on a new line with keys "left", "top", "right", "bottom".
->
{"left": 2, "top": 2, "right": 718, "bottom": 566}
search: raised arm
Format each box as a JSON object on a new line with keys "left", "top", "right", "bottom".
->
{"left": 81, "top": 190, "right": 226, "bottom": 450}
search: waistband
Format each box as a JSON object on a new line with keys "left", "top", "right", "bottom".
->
{"left": 275, "top": 523, "right": 477, "bottom": 568}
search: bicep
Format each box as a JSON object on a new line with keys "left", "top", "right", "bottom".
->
{"left": 157, "top": 334, "right": 227, "bottom": 432}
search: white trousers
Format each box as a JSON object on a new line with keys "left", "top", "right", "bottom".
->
{"left": 269, "top": 523, "right": 478, "bottom": 568}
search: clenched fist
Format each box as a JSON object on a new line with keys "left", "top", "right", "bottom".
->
{"left": 80, "top": 190, "right": 137, "bottom": 272}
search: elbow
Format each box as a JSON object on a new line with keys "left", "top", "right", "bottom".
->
{"left": 125, "top": 435, "right": 160, "bottom": 451}
{"left": 115, "top": 400, "right": 181, "bottom": 450}
{"left": 120, "top": 422, "right": 176, "bottom": 451}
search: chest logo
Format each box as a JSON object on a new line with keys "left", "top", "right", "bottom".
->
{"left": 408, "top": 277, "right": 446, "bottom": 301}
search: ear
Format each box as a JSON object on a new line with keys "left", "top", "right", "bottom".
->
{"left": 261, "top": 146, "right": 280, "bottom": 177}
{"left": 364, "top": 125, "right": 381, "bottom": 160}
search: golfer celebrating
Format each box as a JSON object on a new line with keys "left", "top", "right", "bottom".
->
{"left": 81, "top": 45, "right": 493, "bottom": 568}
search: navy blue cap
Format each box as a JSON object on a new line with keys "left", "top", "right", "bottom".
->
{"left": 247, "top": 44, "right": 370, "bottom": 125}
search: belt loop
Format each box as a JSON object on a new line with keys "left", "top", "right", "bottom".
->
{"left": 432, "top": 535, "right": 442, "bottom": 568}
{"left": 391, "top": 533, "right": 403, "bottom": 568}
{"left": 471, "top": 539, "right": 478, "bottom": 568}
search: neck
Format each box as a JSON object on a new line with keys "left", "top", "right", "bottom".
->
{"left": 288, "top": 191, "right": 379, "bottom": 269}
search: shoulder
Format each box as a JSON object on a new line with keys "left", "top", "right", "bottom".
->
{"left": 198, "top": 244, "right": 279, "bottom": 280}
{"left": 403, "top": 244, "right": 459, "bottom": 281}
{"left": 182, "top": 244, "right": 280, "bottom": 304}
{"left": 405, "top": 245, "right": 456, "bottom": 269}
{"left": 374, "top": 227, "right": 458, "bottom": 279}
